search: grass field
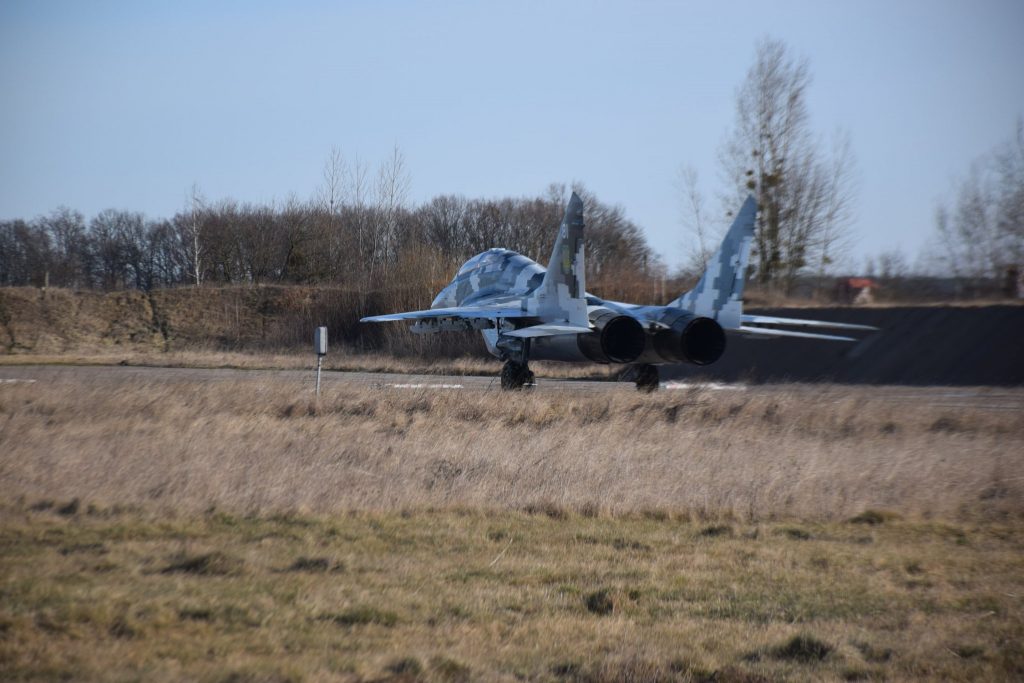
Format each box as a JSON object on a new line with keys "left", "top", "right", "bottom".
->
{"left": 1, "top": 370, "right": 1022, "bottom": 681}
{"left": 2, "top": 508, "right": 1022, "bottom": 682}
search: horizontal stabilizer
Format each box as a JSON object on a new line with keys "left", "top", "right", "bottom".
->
{"left": 361, "top": 304, "right": 529, "bottom": 323}
{"left": 742, "top": 314, "right": 878, "bottom": 331}
{"left": 504, "top": 323, "right": 591, "bottom": 338}
{"left": 737, "top": 326, "right": 857, "bottom": 342}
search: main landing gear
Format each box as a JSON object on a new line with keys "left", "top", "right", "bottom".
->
{"left": 500, "top": 360, "right": 535, "bottom": 390}
{"left": 633, "top": 364, "right": 660, "bottom": 393}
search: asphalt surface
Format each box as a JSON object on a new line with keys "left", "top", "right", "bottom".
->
{"left": 1, "top": 364, "right": 1022, "bottom": 413}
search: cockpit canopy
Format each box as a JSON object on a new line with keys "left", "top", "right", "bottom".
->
{"left": 430, "top": 248, "right": 546, "bottom": 309}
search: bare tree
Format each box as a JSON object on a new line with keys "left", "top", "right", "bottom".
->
{"left": 187, "top": 184, "right": 205, "bottom": 286}
{"left": 933, "top": 118, "right": 1024, "bottom": 291}
{"left": 35, "top": 207, "right": 92, "bottom": 288}
{"left": 676, "top": 165, "right": 715, "bottom": 275}
{"left": 721, "top": 38, "right": 857, "bottom": 294}
{"left": 372, "top": 145, "right": 412, "bottom": 274}
{"left": 317, "top": 147, "right": 348, "bottom": 215}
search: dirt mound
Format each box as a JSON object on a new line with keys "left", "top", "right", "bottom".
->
{"left": 0, "top": 288, "right": 164, "bottom": 353}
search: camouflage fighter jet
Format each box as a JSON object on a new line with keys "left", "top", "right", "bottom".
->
{"left": 361, "top": 193, "right": 876, "bottom": 390}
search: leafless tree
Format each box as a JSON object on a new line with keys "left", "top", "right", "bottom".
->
{"left": 317, "top": 147, "right": 348, "bottom": 215}
{"left": 676, "top": 165, "right": 715, "bottom": 276}
{"left": 187, "top": 184, "right": 205, "bottom": 286}
{"left": 720, "top": 38, "right": 857, "bottom": 294}
{"left": 933, "top": 119, "right": 1024, "bottom": 289}
{"left": 372, "top": 145, "right": 412, "bottom": 275}
{"left": 877, "top": 248, "right": 910, "bottom": 280}
{"left": 37, "top": 207, "right": 91, "bottom": 288}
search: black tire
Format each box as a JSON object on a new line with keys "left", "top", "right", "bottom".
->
{"left": 501, "top": 361, "right": 528, "bottom": 390}
{"left": 635, "top": 364, "right": 660, "bottom": 393}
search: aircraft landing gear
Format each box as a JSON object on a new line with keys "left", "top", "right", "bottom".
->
{"left": 633, "top": 364, "right": 660, "bottom": 393}
{"left": 500, "top": 360, "right": 535, "bottom": 390}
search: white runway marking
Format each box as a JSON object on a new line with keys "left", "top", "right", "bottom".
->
{"left": 663, "top": 382, "right": 747, "bottom": 391}
{"left": 388, "top": 383, "right": 464, "bottom": 390}
{"left": 0, "top": 379, "right": 36, "bottom": 384}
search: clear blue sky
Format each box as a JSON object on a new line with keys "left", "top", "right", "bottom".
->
{"left": 2, "top": 0, "right": 1022, "bottom": 272}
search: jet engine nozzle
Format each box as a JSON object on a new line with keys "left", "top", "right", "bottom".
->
{"left": 579, "top": 309, "right": 646, "bottom": 363}
{"left": 527, "top": 308, "right": 646, "bottom": 364}
{"left": 651, "top": 311, "right": 726, "bottom": 365}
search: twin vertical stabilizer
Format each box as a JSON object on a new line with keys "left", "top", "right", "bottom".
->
{"left": 670, "top": 195, "right": 757, "bottom": 330}
{"left": 537, "top": 192, "right": 589, "bottom": 327}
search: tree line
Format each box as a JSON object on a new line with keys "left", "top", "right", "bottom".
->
{"left": 0, "top": 178, "right": 665, "bottom": 305}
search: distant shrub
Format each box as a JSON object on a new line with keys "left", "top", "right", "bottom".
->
{"left": 585, "top": 589, "right": 614, "bottom": 615}
{"left": 57, "top": 498, "right": 80, "bottom": 516}
{"left": 779, "top": 526, "right": 812, "bottom": 540}
{"left": 286, "top": 557, "right": 330, "bottom": 572}
{"left": 161, "top": 552, "right": 244, "bottom": 576}
{"left": 771, "top": 634, "right": 833, "bottom": 662}
{"left": 848, "top": 510, "right": 901, "bottom": 525}
{"left": 322, "top": 607, "right": 398, "bottom": 627}
{"left": 386, "top": 656, "right": 423, "bottom": 675}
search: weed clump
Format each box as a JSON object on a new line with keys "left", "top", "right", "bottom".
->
{"left": 849, "top": 510, "right": 901, "bottom": 525}
{"left": 57, "top": 498, "right": 80, "bottom": 516}
{"left": 929, "top": 416, "right": 961, "bottom": 433}
{"left": 286, "top": 557, "right": 331, "bottom": 572}
{"left": 853, "top": 641, "right": 894, "bottom": 663}
{"left": 951, "top": 644, "right": 985, "bottom": 659}
{"left": 612, "top": 538, "right": 652, "bottom": 551}
{"left": 108, "top": 617, "right": 138, "bottom": 639}
{"left": 550, "top": 661, "right": 581, "bottom": 678}
{"left": 770, "top": 634, "right": 833, "bottom": 662}
{"left": 386, "top": 657, "right": 423, "bottom": 675}
{"left": 321, "top": 607, "right": 398, "bottom": 627}
{"left": 524, "top": 501, "right": 569, "bottom": 520}
{"left": 161, "top": 551, "right": 244, "bottom": 576}
{"left": 699, "top": 524, "right": 734, "bottom": 538}
{"left": 585, "top": 589, "right": 614, "bottom": 615}
{"left": 779, "top": 526, "right": 812, "bottom": 540}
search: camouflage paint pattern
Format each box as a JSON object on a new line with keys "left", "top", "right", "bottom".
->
{"left": 430, "top": 192, "right": 589, "bottom": 328}
{"left": 668, "top": 195, "right": 757, "bottom": 330}
{"left": 363, "top": 193, "right": 867, "bottom": 364}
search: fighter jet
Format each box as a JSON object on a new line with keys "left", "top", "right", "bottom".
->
{"left": 361, "top": 193, "right": 876, "bottom": 390}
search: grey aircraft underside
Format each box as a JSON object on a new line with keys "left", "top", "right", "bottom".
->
{"left": 362, "top": 193, "right": 876, "bottom": 390}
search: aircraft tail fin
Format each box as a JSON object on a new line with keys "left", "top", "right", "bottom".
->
{"left": 538, "top": 192, "right": 589, "bottom": 326}
{"left": 670, "top": 195, "right": 757, "bottom": 330}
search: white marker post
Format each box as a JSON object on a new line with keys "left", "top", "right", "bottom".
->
{"left": 314, "top": 326, "right": 327, "bottom": 397}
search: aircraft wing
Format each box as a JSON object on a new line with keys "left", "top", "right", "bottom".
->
{"left": 504, "top": 323, "right": 591, "bottom": 338}
{"left": 361, "top": 304, "right": 530, "bottom": 323}
{"left": 741, "top": 314, "right": 878, "bottom": 331}
{"left": 737, "top": 326, "right": 858, "bottom": 342}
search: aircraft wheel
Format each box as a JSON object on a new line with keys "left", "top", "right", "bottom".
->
{"left": 634, "top": 364, "right": 660, "bottom": 393}
{"left": 500, "top": 361, "right": 532, "bottom": 390}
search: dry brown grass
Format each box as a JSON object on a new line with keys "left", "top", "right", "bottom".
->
{"left": 1, "top": 371, "right": 1020, "bottom": 521}
{"left": 2, "top": 370, "right": 1023, "bottom": 680}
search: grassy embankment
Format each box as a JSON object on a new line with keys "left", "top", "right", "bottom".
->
{"left": 1, "top": 373, "right": 1022, "bottom": 681}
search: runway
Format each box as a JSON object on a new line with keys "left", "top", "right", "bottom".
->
{"left": 1, "top": 363, "right": 1022, "bottom": 412}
